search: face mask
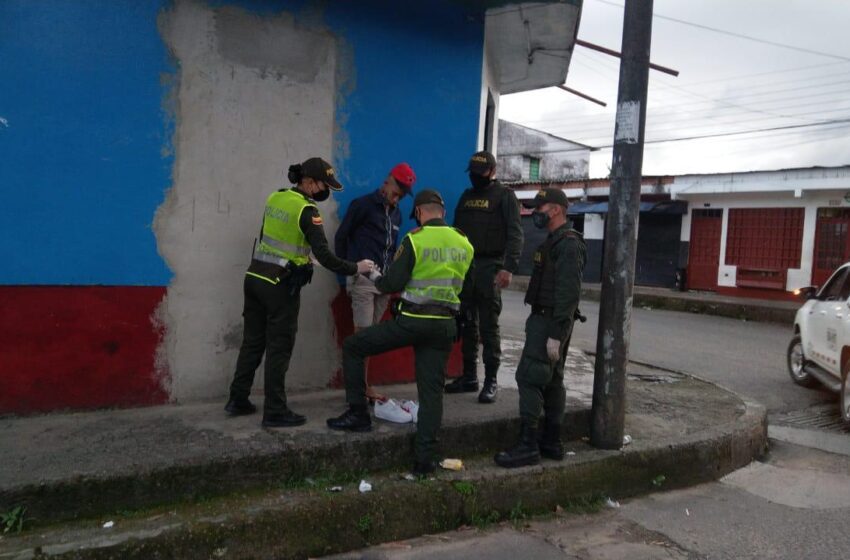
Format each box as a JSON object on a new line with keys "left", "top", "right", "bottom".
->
{"left": 312, "top": 186, "right": 330, "bottom": 202}
{"left": 532, "top": 210, "right": 550, "bottom": 229}
{"left": 469, "top": 172, "right": 491, "bottom": 190}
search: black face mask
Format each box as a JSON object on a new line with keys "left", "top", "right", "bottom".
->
{"left": 469, "top": 172, "right": 491, "bottom": 190}
{"left": 532, "top": 210, "right": 550, "bottom": 229}
{"left": 312, "top": 187, "right": 330, "bottom": 202}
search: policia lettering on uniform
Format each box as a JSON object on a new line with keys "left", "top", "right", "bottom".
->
{"left": 327, "top": 189, "right": 474, "bottom": 477}
{"left": 225, "top": 157, "right": 374, "bottom": 428}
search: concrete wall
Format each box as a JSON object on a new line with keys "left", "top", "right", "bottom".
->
{"left": 497, "top": 121, "right": 589, "bottom": 181}
{"left": 0, "top": 0, "right": 485, "bottom": 414}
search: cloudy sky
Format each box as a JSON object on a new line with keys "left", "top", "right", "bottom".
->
{"left": 499, "top": 0, "right": 850, "bottom": 177}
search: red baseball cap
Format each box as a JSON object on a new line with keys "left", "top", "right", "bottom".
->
{"left": 390, "top": 163, "right": 416, "bottom": 193}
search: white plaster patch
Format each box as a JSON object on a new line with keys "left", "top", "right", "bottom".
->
{"left": 0, "top": 116, "right": 8, "bottom": 128}
{"left": 155, "top": 0, "right": 343, "bottom": 402}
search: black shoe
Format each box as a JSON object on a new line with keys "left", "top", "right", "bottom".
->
{"left": 412, "top": 460, "right": 437, "bottom": 478}
{"left": 445, "top": 376, "right": 479, "bottom": 394}
{"left": 538, "top": 420, "right": 564, "bottom": 461}
{"left": 261, "top": 409, "right": 306, "bottom": 428}
{"left": 477, "top": 377, "right": 498, "bottom": 404}
{"left": 494, "top": 422, "right": 540, "bottom": 468}
{"left": 224, "top": 398, "right": 257, "bottom": 416}
{"left": 326, "top": 405, "right": 372, "bottom": 432}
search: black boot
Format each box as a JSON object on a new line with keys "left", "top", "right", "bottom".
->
{"left": 411, "top": 459, "right": 437, "bottom": 478}
{"left": 494, "top": 421, "right": 540, "bottom": 468}
{"left": 262, "top": 409, "right": 306, "bottom": 427}
{"left": 224, "top": 398, "right": 257, "bottom": 416}
{"left": 326, "top": 404, "right": 372, "bottom": 432}
{"left": 477, "top": 375, "right": 498, "bottom": 403}
{"left": 445, "top": 374, "right": 479, "bottom": 394}
{"left": 538, "top": 419, "right": 565, "bottom": 461}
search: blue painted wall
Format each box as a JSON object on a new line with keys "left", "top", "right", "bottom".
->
{"left": 0, "top": 0, "right": 175, "bottom": 286}
{"left": 0, "top": 0, "right": 483, "bottom": 285}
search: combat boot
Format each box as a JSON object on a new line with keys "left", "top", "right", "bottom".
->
{"left": 477, "top": 375, "right": 498, "bottom": 403}
{"left": 538, "top": 419, "right": 565, "bottom": 460}
{"left": 494, "top": 421, "right": 540, "bottom": 468}
{"left": 224, "top": 398, "right": 257, "bottom": 416}
{"left": 326, "top": 404, "right": 372, "bottom": 432}
{"left": 445, "top": 373, "right": 479, "bottom": 394}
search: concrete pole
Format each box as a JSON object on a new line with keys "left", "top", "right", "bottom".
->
{"left": 590, "top": 0, "right": 654, "bottom": 449}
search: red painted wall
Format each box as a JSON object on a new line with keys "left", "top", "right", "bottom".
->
{"left": 0, "top": 287, "right": 169, "bottom": 415}
{"left": 330, "top": 289, "right": 463, "bottom": 388}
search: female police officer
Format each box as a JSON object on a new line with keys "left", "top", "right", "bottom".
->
{"left": 225, "top": 157, "right": 374, "bottom": 428}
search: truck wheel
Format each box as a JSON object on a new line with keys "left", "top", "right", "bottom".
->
{"left": 841, "top": 369, "right": 850, "bottom": 425}
{"left": 787, "top": 335, "right": 817, "bottom": 388}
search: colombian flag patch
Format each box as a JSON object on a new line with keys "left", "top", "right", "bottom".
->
{"left": 312, "top": 216, "right": 323, "bottom": 225}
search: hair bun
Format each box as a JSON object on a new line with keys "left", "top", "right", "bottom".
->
{"left": 287, "top": 164, "right": 303, "bottom": 184}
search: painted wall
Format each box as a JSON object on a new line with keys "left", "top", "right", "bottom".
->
{"left": 0, "top": 0, "right": 485, "bottom": 414}
{"left": 497, "top": 121, "right": 590, "bottom": 181}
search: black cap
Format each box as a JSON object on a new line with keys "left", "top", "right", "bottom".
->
{"left": 301, "top": 157, "right": 343, "bottom": 191}
{"left": 466, "top": 151, "right": 496, "bottom": 175}
{"left": 522, "top": 188, "right": 570, "bottom": 209}
{"left": 409, "top": 188, "right": 445, "bottom": 219}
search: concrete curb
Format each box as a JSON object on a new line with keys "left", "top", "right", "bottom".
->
{"left": 0, "top": 406, "right": 591, "bottom": 528}
{"left": 0, "top": 381, "right": 767, "bottom": 560}
{"left": 506, "top": 277, "right": 796, "bottom": 324}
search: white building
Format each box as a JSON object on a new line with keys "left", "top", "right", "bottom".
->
{"left": 497, "top": 120, "right": 592, "bottom": 182}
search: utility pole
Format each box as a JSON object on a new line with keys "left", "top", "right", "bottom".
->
{"left": 590, "top": 0, "right": 654, "bottom": 449}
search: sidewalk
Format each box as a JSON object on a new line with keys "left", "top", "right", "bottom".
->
{"left": 0, "top": 338, "right": 766, "bottom": 559}
{"left": 509, "top": 277, "right": 801, "bottom": 324}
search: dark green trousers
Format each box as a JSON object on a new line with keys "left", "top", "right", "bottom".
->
{"left": 460, "top": 258, "right": 502, "bottom": 379}
{"left": 516, "top": 313, "right": 571, "bottom": 427}
{"left": 343, "top": 314, "right": 456, "bottom": 462}
{"left": 229, "top": 274, "right": 300, "bottom": 414}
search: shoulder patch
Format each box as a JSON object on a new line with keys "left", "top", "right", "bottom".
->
{"left": 393, "top": 243, "right": 405, "bottom": 261}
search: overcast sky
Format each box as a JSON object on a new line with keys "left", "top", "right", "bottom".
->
{"left": 499, "top": 0, "right": 850, "bottom": 177}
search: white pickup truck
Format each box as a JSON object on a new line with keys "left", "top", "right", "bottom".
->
{"left": 788, "top": 262, "right": 850, "bottom": 425}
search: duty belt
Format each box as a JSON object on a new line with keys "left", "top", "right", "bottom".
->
{"left": 531, "top": 305, "right": 554, "bottom": 318}
{"left": 400, "top": 301, "right": 456, "bottom": 318}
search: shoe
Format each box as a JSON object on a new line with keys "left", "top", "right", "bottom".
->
{"left": 538, "top": 419, "right": 565, "bottom": 461}
{"left": 494, "top": 421, "right": 540, "bottom": 468}
{"left": 412, "top": 459, "right": 437, "bottom": 478}
{"left": 477, "top": 377, "right": 498, "bottom": 404}
{"left": 262, "top": 409, "right": 306, "bottom": 427}
{"left": 326, "top": 405, "right": 372, "bottom": 432}
{"left": 374, "top": 399, "right": 413, "bottom": 424}
{"left": 445, "top": 376, "right": 479, "bottom": 394}
{"left": 224, "top": 398, "right": 257, "bottom": 416}
{"left": 400, "top": 400, "right": 419, "bottom": 423}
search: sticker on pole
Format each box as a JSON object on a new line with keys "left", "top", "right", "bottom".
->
{"left": 614, "top": 101, "right": 640, "bottom": 144}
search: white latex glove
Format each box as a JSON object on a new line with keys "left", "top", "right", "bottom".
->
{"left": 494, "top": 269, "right": 512, "bottom": 289}
{"left": 356, "top": 259, "right": 375, "bottom": 274}
{"left": 546, "top": 338, "right": 561, "bottom": 362}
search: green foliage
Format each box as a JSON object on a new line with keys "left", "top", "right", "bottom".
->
{"left": 2, "top": 506, "right": 26, "bottom": 534}
{"left": 452, "top": 481, "right": 475, "bottom": 497}
{"left": 355, "top": 514, "right": 372, "bottom": 534}
{"left": 470, "top": 508, "right": 500, "bottom": 529}
{"left": 651, "top": 474, "right": 667, "bottom": 487}
{"left": 558, "top": 494, "right": 607, "bottom": 515}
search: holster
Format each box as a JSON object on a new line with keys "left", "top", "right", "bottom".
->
{"left": 283, "top": 262, "right": 314, "bottom": 295}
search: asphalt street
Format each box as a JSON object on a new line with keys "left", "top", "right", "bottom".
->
{"left": 328, "top": 290, "right": 850, "bottom": 560}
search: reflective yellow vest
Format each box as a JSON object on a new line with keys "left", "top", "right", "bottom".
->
{"left": 248, "top": 189, "right": 314, "bottom": 283}
{"left": 402, "top": 225, "right": 474, "bottom": 319}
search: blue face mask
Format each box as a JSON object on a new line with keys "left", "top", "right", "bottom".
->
{"left": 532, "top": 210, "right": 550, "bottom": 229}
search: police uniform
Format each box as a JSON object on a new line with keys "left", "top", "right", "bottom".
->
{"left": 327, "top": 190, "right": 474, "bottom": 474}
{"left": 447, "top": 151, "right": 523, "bottom": 403}
{"left": 226, "top": 158, "right": 359, "bottom": 428}
{"left": 495, "top": 188, "right": 586, "bottom": 468}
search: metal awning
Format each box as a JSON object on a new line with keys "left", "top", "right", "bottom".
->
{"left": 569, "top": 200, "right": 688, "bottom": 215}
{"left": 484, "top": 1, "right": 582, "bottom": 94}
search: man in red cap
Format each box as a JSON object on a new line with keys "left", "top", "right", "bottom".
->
{"left": 335, "top": 163, "right": 416, "bottom": 400}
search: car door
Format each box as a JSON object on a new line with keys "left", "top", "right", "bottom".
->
{"left": 808, "top": 266, "right": 850, "bottom": 373}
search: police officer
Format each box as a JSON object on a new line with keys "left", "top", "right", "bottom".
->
{"left": 225, "top": 157, "right": 374, "bottom": 428}
{"left": 495, "top": 188, "right": 586, "bottom": 468}
{"left": 327, "top": 189, "right": 474, "bottom": 476}
{"left": 446, "top": 151, "right": 523, "bottom": 404}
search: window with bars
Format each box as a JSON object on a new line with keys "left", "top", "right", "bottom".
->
{"left": 725, "top": 208, "right": 804, "bottom": 269}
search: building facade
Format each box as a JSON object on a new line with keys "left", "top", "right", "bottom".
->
{"left": 497, "top": 120, "right": 592, "bottom": 182}
{"left": 0, "top": 0, "right": 582, "bottom": 415}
